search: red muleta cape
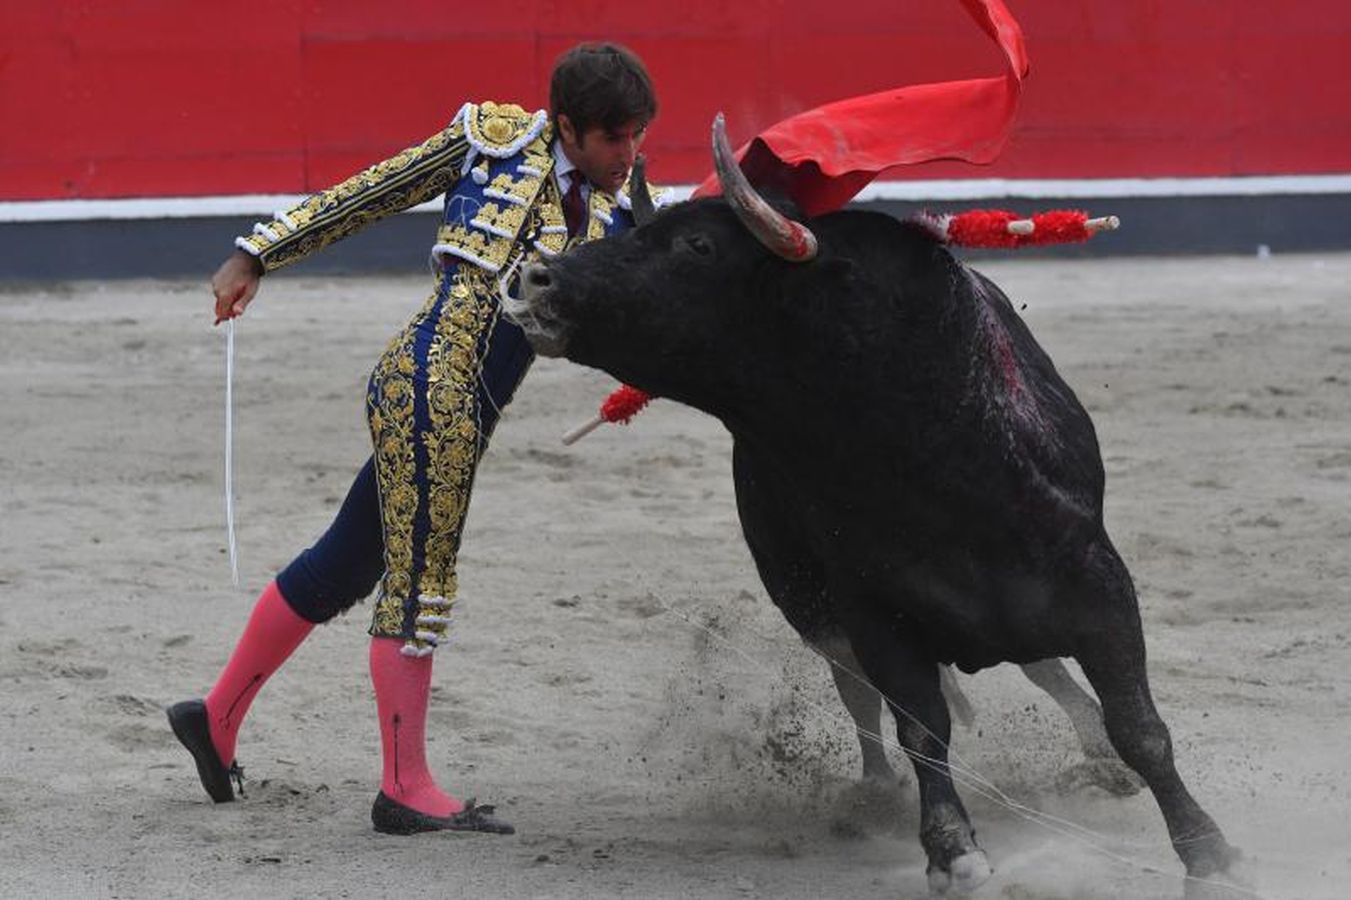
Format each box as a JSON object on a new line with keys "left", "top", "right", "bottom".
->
{"left": 584, "top": 0, "right": 1031, "bottom": 437}
{"left": 691, "top": 0, "right": 1028, "bottom": 217}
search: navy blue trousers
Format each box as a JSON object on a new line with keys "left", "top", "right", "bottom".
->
{"left": 276, "top": 313, "right": 535, "bottom": 626}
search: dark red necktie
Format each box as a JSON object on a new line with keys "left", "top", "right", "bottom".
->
{"left": 562, "top": 173, "right": 586, "bottom": 237}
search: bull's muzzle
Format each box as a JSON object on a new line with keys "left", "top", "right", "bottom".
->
{"left": 501, "top": 262, "right": 569, "bottom": 357}
{"left": 519, "top": 262, "right": 552, "bottom": 298}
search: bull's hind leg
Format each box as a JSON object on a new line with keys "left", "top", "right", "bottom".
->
{"left": 1021, "top": 659, "right": 1113, "bottom": 755}
{"left": 1072, "top": 544, "right": 1237, "bottom": 878}
{"left": 839, "top": 604, "right": 990, "bottom": 894}
{"left": 1019, "top": 659, "right": 1142, "bottom": 795}
{"left": 813, "top": 632, "right": 897, "bottom": 782}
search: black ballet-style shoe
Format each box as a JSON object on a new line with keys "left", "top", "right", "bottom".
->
{"left": 371, "top": 792, "right": 515, "bottom": 835}
{"left": 167, "top": 699, "right": 244, "bottom": 803}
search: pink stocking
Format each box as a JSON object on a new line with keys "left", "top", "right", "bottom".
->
{"left": 203, "top": 580, "right": 314, "bottom": 765}
{"left": 369, "top": 636, "right": 463, "bottom": 816}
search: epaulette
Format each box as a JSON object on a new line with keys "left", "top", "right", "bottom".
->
{"left": 457, "top": 100, "right": 549, "bottom": 159}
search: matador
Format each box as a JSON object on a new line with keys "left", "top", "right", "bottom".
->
{"left": 168, "top": 43, "right": 664, "bottom": 835}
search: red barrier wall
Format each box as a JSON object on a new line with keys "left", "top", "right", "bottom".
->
{"left": 3, "top": 1, "right": 1348, "bottom": 201}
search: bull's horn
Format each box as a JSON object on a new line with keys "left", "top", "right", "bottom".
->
{"left": 711, "top": 113, "right": 817, "bottom": 262}
{"left": 628, "top": 154, "right": 656, "bottom": 226}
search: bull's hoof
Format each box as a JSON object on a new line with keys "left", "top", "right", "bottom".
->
{"left": 926, "top": 850, "right": 992, "bottom": 896}
{"left": 1182, "top": 856, "right": 1255, "bottom": 900}
{"left": 860, "top": 758, "right": 900, "bottom": 784}
{"left": 829, "top": 776, "right": 905, "bottom": 838}
{"left": 1055, "top": 756, "right": 1143, "bottom": 797}
{"left": 1183, "top": 839, "right": 1243, "bottom": 882}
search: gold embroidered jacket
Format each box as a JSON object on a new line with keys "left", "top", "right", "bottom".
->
{"left": 234, "top": 100, "right": 667, "bottom": 274}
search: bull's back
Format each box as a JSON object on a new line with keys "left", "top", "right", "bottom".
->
{"left": 792, "top": 214, "right": 1109, "bottom": 579}
{"left": 735, "top": 213, "right": 1118, "bottom": 666}
{"left": 813, "top": 212, "right": 1106, "bottom": 516}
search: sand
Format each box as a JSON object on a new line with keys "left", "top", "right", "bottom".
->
{"left": 1, "top": 252, "right": 1348, "bottom": 900}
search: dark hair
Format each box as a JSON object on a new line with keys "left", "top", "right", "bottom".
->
{"left": 549, "top": 42, "right": 657, "bottom": 136}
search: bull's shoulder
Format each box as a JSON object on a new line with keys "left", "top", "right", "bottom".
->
{"left": 808, "top": 209, "right": 960, "bottom": 299}
{"left": 814, "top": 209, "right": 955, "bottom": 271}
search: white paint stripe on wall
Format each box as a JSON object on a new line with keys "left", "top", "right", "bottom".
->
{"left": 3, "top": 175, "right": 1350, "bottom": 222}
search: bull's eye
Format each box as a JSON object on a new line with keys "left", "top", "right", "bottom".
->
{"left": 681, "top": 234, "right": 714, "bottom": 258}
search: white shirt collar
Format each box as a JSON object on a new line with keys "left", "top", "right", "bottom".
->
{"left": 552, "top": 140, "right": 587, "bottom": 193}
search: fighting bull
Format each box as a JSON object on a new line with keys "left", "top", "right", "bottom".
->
{"left": 504, "top": 119, "right": 1237, "bottom": 893}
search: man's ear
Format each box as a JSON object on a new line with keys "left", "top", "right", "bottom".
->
{"left": 557, "top": 114, "right": 577, "bottom": 147}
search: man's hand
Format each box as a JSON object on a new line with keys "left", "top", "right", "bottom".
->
{"left": 211, "top": 250, "right": 264, "bottom": 324}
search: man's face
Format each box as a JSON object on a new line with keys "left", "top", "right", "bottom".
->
{"left": 558, "top": 116, "right": 647, "bottom": 194}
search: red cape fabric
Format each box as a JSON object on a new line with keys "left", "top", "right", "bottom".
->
{"left": 692, "top": 0, "right": 1029, "bottom": 217}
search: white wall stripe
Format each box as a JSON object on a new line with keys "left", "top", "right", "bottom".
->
{"left": 2, "top": 175, "right": 1348, "bottom": 222}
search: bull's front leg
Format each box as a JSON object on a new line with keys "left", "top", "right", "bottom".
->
{"left": 838, "top": 604, "right": 990, "bottom": 895}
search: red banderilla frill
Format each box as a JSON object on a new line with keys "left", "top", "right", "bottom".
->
{"left": 923, "top": 208, "right": 1120, "bottom": 248}
{"left": 561, "top": 384, "right": 652, "bottom": 445}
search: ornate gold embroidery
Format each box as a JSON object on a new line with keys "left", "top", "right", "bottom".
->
{"left": 432, "top": 222, "right": 511, "bottom": 272}
{"left": 531, "top": 178, "right": 569, "bottom": 257}
{"left": 364, "top": 124, "right": 624, "bottom": 650}
{"left": 522, "top": 141, "right": 552, "bottom": 172}
{"left": 484, "top": 170, "right": 543, "bottom": 207}
{"left": 470, "top": 201, "right": 528, "bottom": 238}
{"left": 239, "top": 121, "right": 468, "bottom": 271}
{"left": 533, "top": 230, "right": 568, "bottom": 257}
{"left": 465, "top": 101, "right": 547, "bottom": 157}
{"left": 585, "top": 189, "right": 617, "bottom": 241}
{"left": 537, "top": 182, "right": 566, "bottom": 232}
{"left": 433, "top": 133, "right": 552, "bottom": 273}
{"left": 418, "top": 268, "right": 495, "bottom": 610}
{"left": 367, "top": 288, "right": 434, "bottom": 638}
{"left": 482, "top": 118, "right": 513, "bottom": 144}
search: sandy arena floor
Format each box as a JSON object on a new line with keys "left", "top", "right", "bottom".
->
{"left": 1, "top": 252, "right": 1348, "bottom": 899}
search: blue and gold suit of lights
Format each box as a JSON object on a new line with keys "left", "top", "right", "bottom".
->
{"left": 237, "top": 101, "right": 667, "bottom": 656}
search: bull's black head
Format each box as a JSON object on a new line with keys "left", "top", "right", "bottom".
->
{"left": 502, "top": 113, "right": 904, "bottom": 429}
{"left": 509, "top": 197, "right": 787, "bottom": 414}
